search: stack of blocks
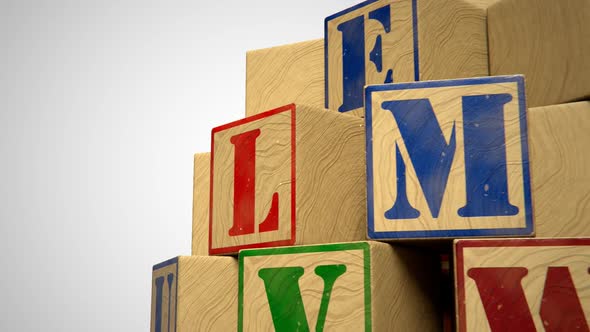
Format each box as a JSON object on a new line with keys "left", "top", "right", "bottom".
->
{"left": 151, "top": 0, "right": 590, "bottom": 331}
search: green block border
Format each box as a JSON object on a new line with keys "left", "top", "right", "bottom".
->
{"left": 238, "top": 242, "right": 372, "bottom": 331}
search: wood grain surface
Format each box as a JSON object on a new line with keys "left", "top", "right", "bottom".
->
{"left": 192, "top": 153, "right": 210, "bottom": 256}
{"left": 239, "top": 241, "right": 441, "bottom": 331}
{"left": 210, "top": 104, "right": 366, "bottom": 255}
{"left": 245, "top": 40, "right": 324, "bottom": 117}
{"left": 529, "top": 101, "right": 590, "bottom": 237}
{"left": 150, "top": 256, "right": 238, "bottom": 332}
{"left": 488, "top": 0, "right": 590, "bottom": 107}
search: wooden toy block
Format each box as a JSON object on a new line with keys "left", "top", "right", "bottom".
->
{"left": 239, "top": 241, "right": 442, "bottom": 331}
{"left": 210, "top": 104, "right": 366, "bottom": 255}
{"left": 365, "top": 75, "right": 533, "bottom": 240}
{"left": 325, "top": 0, "right": 492, "bottom": 117}
{"left": 192, "top": 152, "right": 210, "bottom": 256}
{"left": 245, "top": 39, "right": 324, "bottom": 117}
{"left": 488, "top": 0, "right": 590, "bottom": 107}
{"left": 150, "top": 256, "right": 237, "bottom": 332}
{"left": 528, "top": 101, "right": 590, "bottom": 237}
{"left": 454, "top": 238, "right": 590, "bottom": 332}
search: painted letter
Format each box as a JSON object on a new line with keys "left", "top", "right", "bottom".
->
{"left": 337, "top": 5, "right": 392, "bottom": 113}
{"left": 154, "top": 277, "right": 165, "bottom": 332}
{"left": 468, "top": 266, "right": 589, "bottom": 331}
{"left": 468, "top": 267, "right": 536, "bottom": 332}
{"left": 540, "top": 267, "right": 589, "bottom": 332}
{"left": 258, "top": 264, "right": 347, "bottom": 331}
{"left": 458, "top": 94, "right": 519, "bottom": 217}
{"left": 229, "top": 129, "right": 279, "bottom": 236}
{"left": 381, "top": 99, "right": 456, "bottom": 218}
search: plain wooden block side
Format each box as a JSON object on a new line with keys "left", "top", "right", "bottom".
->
{"left": 239, "top": 241, "right": 441, "bottom": 331}
{"left": 488, "top": 0, "right": 590, "bottom": 107}
{"left": 192, "top": 153, "right": 210, "bottom": 256}
{"left": 529, "top": 101, "right": 590, "bottom": 237}
{"left": 245, "top": 39, "right": 324, "bottom": 117}
{"left": 295, "top": 104, "right": 366, "bottom": 246}
{"left": 210, "top": 104, "right": 366, "bottom": 255}
{"left": 366, "top": 76, "right": 532, "bottom": 240}
{"left": 326, "top": 0, "right": 494, "bottom": 117}
{"left": 150, "top": 256, "right": 238, "bottom": 332}
{"left": 370, "top": 242, "right": 442, "bottom": 331}
{"left": 454, "top": 238, "right": 590, "bottom": 331}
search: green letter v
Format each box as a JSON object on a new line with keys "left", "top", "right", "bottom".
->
{"left": 258, "top": 264, "right": 347, "bottom": 332}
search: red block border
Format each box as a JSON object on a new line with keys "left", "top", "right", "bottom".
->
{"left": 209, "top": 104, "right": 297, "bottom": 255}
{"left": 455, "top": 238, "right": 590, "bottom": 331}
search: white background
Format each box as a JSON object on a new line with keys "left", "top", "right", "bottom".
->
{"left": 0, "top": 0, "right": 358, "bottom": 330}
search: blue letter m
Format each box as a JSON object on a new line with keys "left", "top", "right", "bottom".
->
{"left": 382, "top": 94, "right": 519, "bottom": 220}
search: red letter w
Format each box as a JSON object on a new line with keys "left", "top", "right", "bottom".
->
{"left": 468, "top": 267, "right": 589, "bottom": 332}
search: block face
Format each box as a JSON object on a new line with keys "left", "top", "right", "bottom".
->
{"left": 366, "top": 76, "right": 533, "bottom": 239}
{"left": 246, "top": 39, "right": 324, "bottom": 117}
{"left": 192, "top": 153, "right": 210, "bottom": 256}
{"left": 455, "top": 238, "right": 590, "bottom": 332}
{"left": 210, "top": 105, "right": 296, "bottom": 255}
{"left": 239, "top": 243, "right": 371, "bottom": 331}
{"left": 488, "top": 0, "right": 590, "bottom": 108}
{"left": 325, "top": 0, "right": 418, "bottom": 115}
{"left": 176, "top": 256, "right": 238, "bottom": 331}
{"left": 528, "top": 101, "right": 590, "bottom": 237}
{"left": 325, "top": 0, "right": 490, "bottom": 116}
{"left": 151, "top": 258, "right": 178, "bottom": 332}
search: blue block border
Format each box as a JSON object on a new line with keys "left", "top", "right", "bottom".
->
{"left": 365, "top": 75, "right": 534, "bottom": 239}
{"left": 324, "top": 0, "right": 420, "bottom": 109}
{"left": 152, "top": 256, "right": 179, "bottom": 271}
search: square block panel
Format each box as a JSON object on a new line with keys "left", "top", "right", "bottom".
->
{"left": 366, "top": 75, "right": 533, "bottom": 240}
{"left": 211, "top": 105, "right": 295, "bottom": 254}
{"left": 455, "top": 238, "right": 590, "bottom": 331}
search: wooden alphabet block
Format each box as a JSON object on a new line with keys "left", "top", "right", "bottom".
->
{"left": 245, "top": 39, "right": 324, "bottom": 117}
{"left": 529, "top": 101, "right": 590, "bottom": 237}
{"left": 325, "top": 0, "right": 492, "bottom": 116}
{"left": 488, "top": 0, "right": 590, "bottom": 107}
{"left": 454, "top": 238, "right": 590, "bottom": 331}
{"left": 365, "top": 75, "right": 533, "bottom": 240}
{"left": 150, "top": 256, "right": 238, "bottom": 332}
{"left": 210, "top": 104, "right": 366, "bottom": 255}
{"left": 239, "top": 241, "right": 441, "bottom": 331}
{"left": 192, "top": 152, "right": 210, "bottom": 256}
